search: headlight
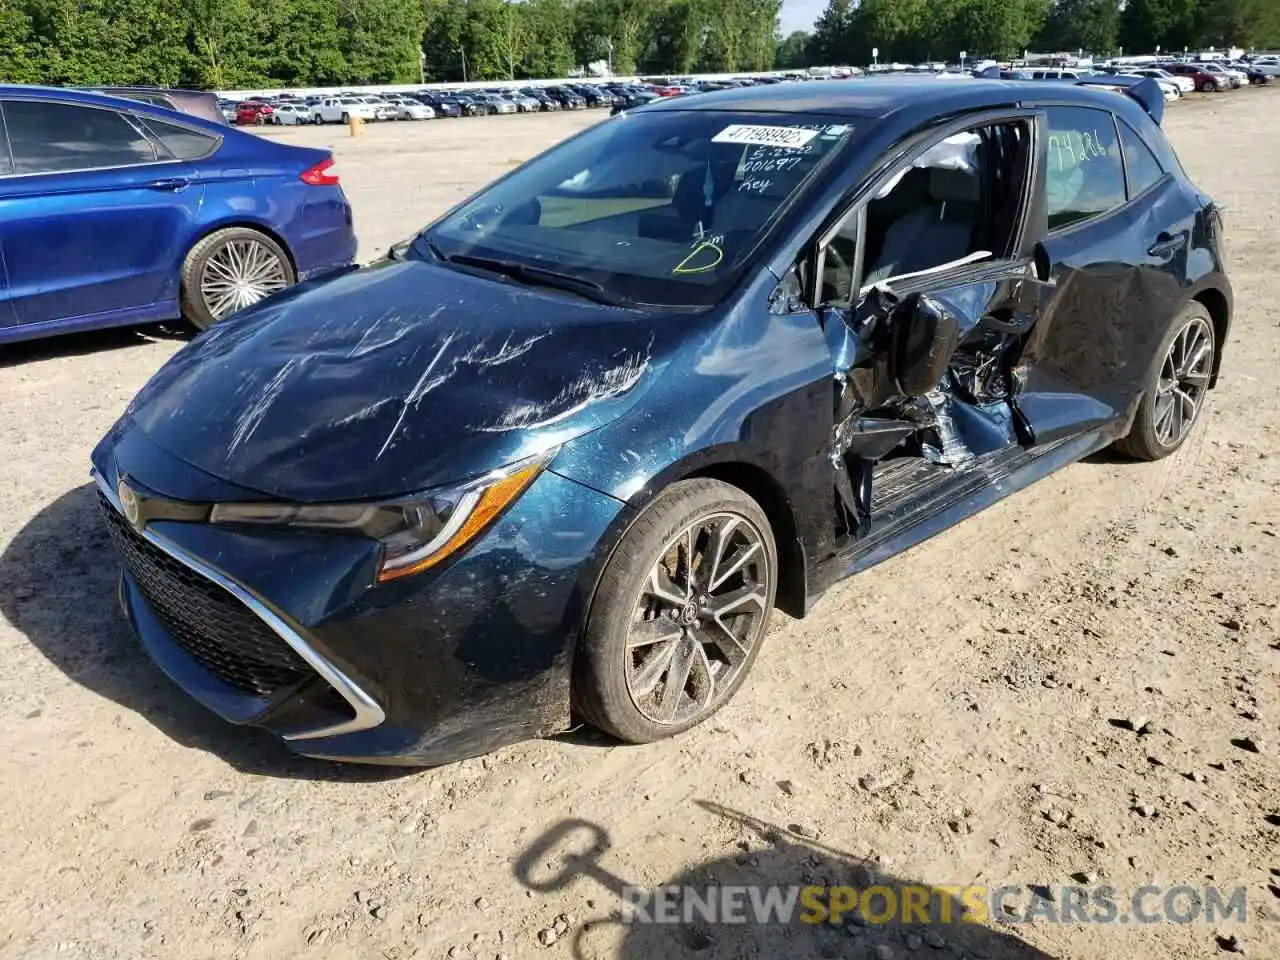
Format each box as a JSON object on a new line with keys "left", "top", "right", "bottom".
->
{"left": 209, "top": 453, "right": 553, "bottom": 582}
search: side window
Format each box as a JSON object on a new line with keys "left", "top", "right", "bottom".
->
{"left": 824, "top": 119, "right": 1030, "bottom": 297}
{"left": 142, "top": 118, "right": 219, "bottom": 161}
{"left": 1043, "top": 106, "right": 1126, "bottom": 230}
{"left": 822, "top": 218, "right": 859, "bottom": 303}
{"left": 1116, "top": 118, "right": 1165, "bottom": 198}
{"left": 4, "top": 100, "right": 156, "bottom": 174}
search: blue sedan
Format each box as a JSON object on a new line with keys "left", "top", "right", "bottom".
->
{"left": 0, "top": 86, "right": 356, "bottom": 345}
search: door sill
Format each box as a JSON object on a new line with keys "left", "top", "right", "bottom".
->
{"left": 810, "top": 430, "right": 1112, "bottom": 604}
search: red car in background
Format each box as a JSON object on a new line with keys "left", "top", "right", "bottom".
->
{"left": 235, "top": 101, "right": 274, "bottom": 125}
{"left": 1160, "top": 62, "right": 1230, "bottom": 92}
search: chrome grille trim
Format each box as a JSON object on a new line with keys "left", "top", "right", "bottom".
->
{"left": 94, "top": 469, "right": 384, "bottom": 741}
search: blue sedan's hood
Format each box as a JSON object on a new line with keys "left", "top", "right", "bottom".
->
{"left": 121, "top": 259, "right": 679, "bottom": 501}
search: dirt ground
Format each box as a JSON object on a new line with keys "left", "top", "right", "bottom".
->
{"left": 1, "top": 91, "right": 1277, "bottom": 960}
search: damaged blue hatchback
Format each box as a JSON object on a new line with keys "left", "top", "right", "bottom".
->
{"left": 93, "top": 77, "right": 1231, "bottom": 764}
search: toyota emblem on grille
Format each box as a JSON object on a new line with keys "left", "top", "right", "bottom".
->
{"left": 117, "top": 477, "right": 142, "bottom": 530}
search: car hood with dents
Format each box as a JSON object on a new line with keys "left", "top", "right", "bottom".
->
{"left": 119, "top": 259, "right": 682, "bottom": 502}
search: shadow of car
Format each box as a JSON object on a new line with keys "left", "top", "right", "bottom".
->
{"left": 513, "top": 810, "right": 1056, "bottom": 959}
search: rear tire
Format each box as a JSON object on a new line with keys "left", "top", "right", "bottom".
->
{"left": 1113, "top": 303, "right": 1216, "bottom": 461}
{"left": 180, "top": 227, "right": 296, "bottom": 331}
{"left": 1200, "top": 80, "right": 1215, "bottom": 93}
{"left": 574, "top": 479, "right": 778, "bottom": 744}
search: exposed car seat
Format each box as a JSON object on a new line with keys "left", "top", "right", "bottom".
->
{"left": 862, "top": 166, "right": 982, "bottom": 287}
{"left": 638, "top": 158, "right": 740, "bottom": 242}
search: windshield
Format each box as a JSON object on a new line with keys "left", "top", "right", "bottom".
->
{"left": 427, "top": 111, "right": 855, "bottom": 307}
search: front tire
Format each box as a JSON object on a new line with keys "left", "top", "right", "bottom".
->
{"left": 1113, "top": 303, "right": 1216, "bottom": 461}
{"left": 1200, "top": 80, "right": 1216, "bottom": 93}
{"left": 574, "top": 479, "right": 778, "bottom": 744}
{"left": 180, "top": 227, "right": 296, "bottom": 331}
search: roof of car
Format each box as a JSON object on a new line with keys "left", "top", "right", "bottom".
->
{"left": 641, "top": 77, "right": 1142, "bottom": 120}
{"left": 0, "top": 83, "right": 235, "bottom": 130}
{"left": 0, "top": 83, "right": 174, "bottom": 110}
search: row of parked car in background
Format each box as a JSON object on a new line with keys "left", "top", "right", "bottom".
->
{"left": 215, "top": 74, "right": 841, "bottom": 126}
{"left": 215, "top": 54, "right": 1279, "bottom": 128}
{"left": 218, "top": 81, "right": 670, "bottom": 125}
{"left": 1010, "top": 58, "right": 1276, "bottom": 100}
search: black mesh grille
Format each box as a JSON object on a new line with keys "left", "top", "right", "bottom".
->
{"left": 98, "top": 490, "right": 312, "bottom": 698}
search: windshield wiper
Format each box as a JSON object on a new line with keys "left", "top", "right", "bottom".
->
{"left": 438, "top": 250, "right": 634, "bottom": 308}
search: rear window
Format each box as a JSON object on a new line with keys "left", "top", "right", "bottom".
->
{"left": 1117, "top": 118, "right": 1165, "bottom": 197}
{"left": 143, "top": 117, "right": 219, "bottom": 160}
{"left": 429, "top": 111, "right": 855, "bottom": 306}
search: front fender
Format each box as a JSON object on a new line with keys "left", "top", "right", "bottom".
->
{"left": 550, "top": 273, "right": 841, "bottom": 602}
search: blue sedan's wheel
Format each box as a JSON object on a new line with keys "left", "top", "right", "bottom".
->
{"left": 575, "top": 479, "right": 778, "bottom": 743}
{"left": 181, "top": 227, "right": 295, "bottom": 330}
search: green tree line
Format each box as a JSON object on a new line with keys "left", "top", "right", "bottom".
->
{"left": 0, "top": 0, "right": 1275, "bottom": 90}
{"left": 805, "top": 0, "right": 1280, "bottom": 66}
{"left": 0, "top": 0, "right": 779, "bottom": 90}
{"left": 423, "top": 0, "right": 781, "bottom": 80}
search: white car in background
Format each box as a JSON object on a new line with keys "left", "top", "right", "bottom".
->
{"left": 356, "top": 96, "right": 398, "bottom": 121}
{"left": 1199, "top": 62, "right": 1244, "bottom": 87}
{"left": 271, "top": 103, "right": 313, "bottom": 125}
{"left": 1220, "top": 62, "right": 1253, "bottom": 84}
{"left": 507, "top": 92, "right": 542, "bottom": 113}
{"left": 474, "top": 93, "right": 519, "bottom": 115}
{"left": 383, "top": 96, "right": 435, "bottom": 120}
{"left": 313, "top": 96, "right": 378, "bottom": 124}
{"left": 1128, "top": 67, "right": 1195, "bottom": 94}
{"left": 1120, "top": 72, "right": 1183, "bottom": 101}
{"left": 1252, "top": 57, "right": 1280, "bottom": 76}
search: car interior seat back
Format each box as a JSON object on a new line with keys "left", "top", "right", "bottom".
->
{"left": 863, "top": 165, "right": 982, "bottom": 287}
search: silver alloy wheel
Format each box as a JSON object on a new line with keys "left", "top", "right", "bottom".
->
{"left": 1153, "top": 316, "right": 1213, "bottom": 446}
{"left": 625, "top": 512, "right": 771, "bottom": 725}
{"left": 200, "top": 238, "right": 290, "bottom": 320}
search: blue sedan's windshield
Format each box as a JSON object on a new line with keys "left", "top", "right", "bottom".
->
{"left": 428, "top": 110, "right": 856, "bottom": 306}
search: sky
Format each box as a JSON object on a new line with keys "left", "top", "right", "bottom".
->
{"left": 780, "top": 0, "right": 826, "bottom": 35}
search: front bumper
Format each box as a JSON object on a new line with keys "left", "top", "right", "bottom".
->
{"left": 91, "top": 446, "right": 630, "bottom": 765}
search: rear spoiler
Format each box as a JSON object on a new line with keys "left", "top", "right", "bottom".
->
{"left": 1071, "top": 75, "right": 1166, "bottom": 126}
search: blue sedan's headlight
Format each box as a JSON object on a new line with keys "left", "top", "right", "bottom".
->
{"left": 210, "top": 453, "right": 553, "bottom": 581}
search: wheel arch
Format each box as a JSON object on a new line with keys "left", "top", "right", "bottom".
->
{"left": 178, "top": 219, "right": 300, "bottom": 288}
{"left": 1188, "top": 284, "right": 1231, "bottom": 387}
{"left": 175, "top": 221, "right": 301, "bottom": 326}
{"left": 595, "top": 445, "right": 812, "bottom": 620}
{"left": 679, "top": 459, "right": 808, "bottom": 618}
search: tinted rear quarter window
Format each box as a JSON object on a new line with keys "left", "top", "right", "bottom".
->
{"left": 4, "top": 100, "right": 156, "bottom": 174}
{"left": 1044, "top": 105, "right": 1126, "bottom": 230}
{"left": 142, "top": 117, "right": 219, "bottom": 161}
{"left": 1116, "top": 118, "right": 1165, "bottom": 198}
